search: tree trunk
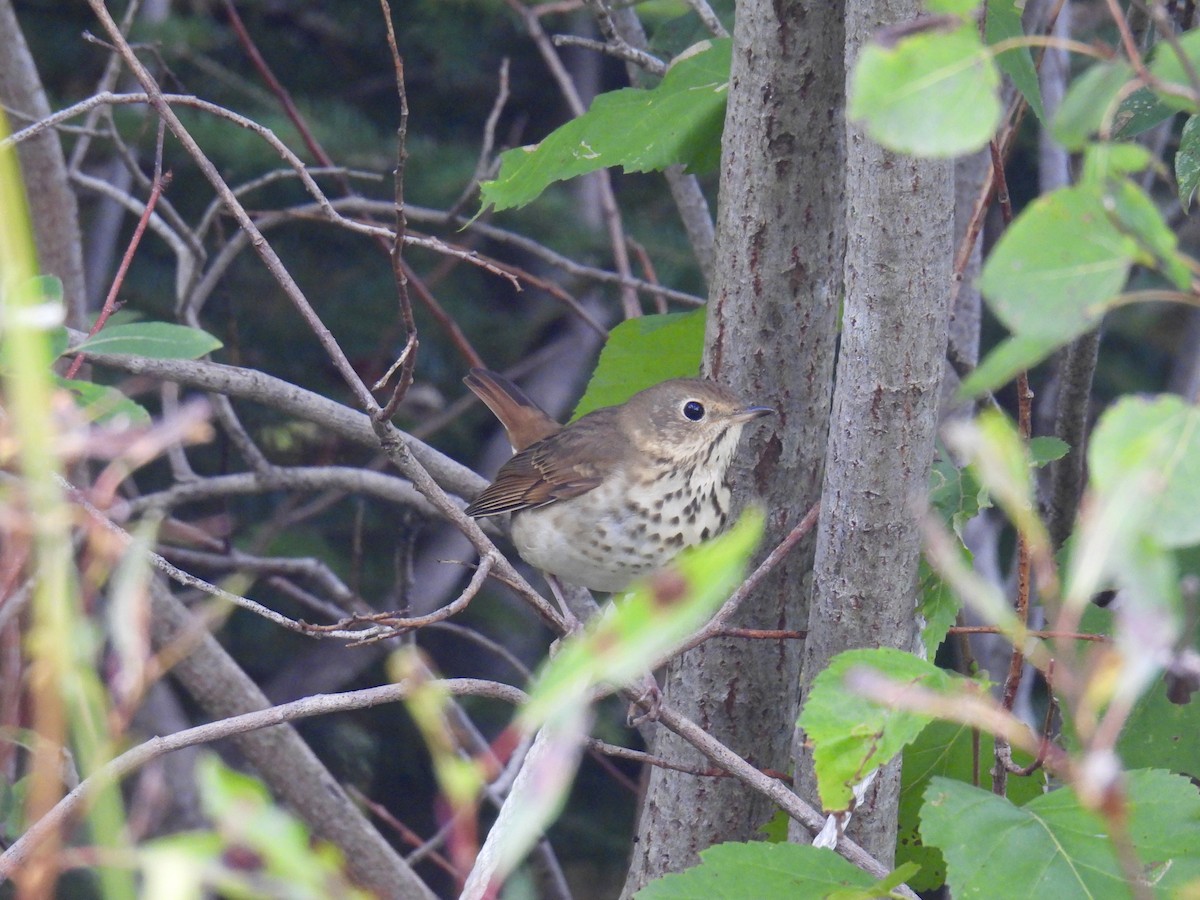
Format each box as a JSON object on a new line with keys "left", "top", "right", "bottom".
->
{"left": 0, "top": 0, "right": 86, "bottom": 326}
{"left": 623, "top": 1, "right": 844, "bottom": 892}
{"left": 792, "top": 0, "right": 954, "bottom": 864}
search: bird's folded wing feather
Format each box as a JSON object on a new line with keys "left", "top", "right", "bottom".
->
{"left": 465, "top": 409, "right": 622, "bottom": 516}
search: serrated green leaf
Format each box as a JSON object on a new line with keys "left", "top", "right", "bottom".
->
{"left": 922, "top": 770, "right": 1200, "bottom": 898}
{"left": 1052, "top": 61, "right": 1135, "bottom": 150}
{"left": 929, "top": 448, "right": 989, "bottom": 532}
{"left": 1029, "top": 436, "right": 1070, "bottom": 466}
{"left": 850, "top": 26, "right": 1001, "bottom": 157}
{"left": 55, "top": 376, "right": 151, "bottom": 426}
{"left": 480, "top": 39, "right": 730, "bottom": 213}
{"left": 635, "top": 842, "right": 879, "bottom": 899}
{"left": 898, "top": 720, "right": 1045, "bottom": 892}
{"left": 978, "top": 185, "right": 1135, "bottom": 342}
{"left": 520, "top": 509, "right": 764, "bottom": 731}
{"left": 958, "top": 334, "right": 1060, "bottom": 398}
{"left": 799, "top": 648, "right": 963, "bottom": 811}
{"left": 918, "top": 559, "right": 964, "bottom": 657}
{"left": 1089, "top": 395, "right": 1200, "bottom": 549}
{"left": 1177, "top": 115, "right": 1200, "bottom": 210}
{"left": 985, "top": 0, "right": 1044, "bottom": 121}
{"left": 573, "top": 308, "right": 705, "bottom": 419}
{"left": 73, "top": 322, "right": 222, "bottom": 360}
{"left": 946, "top": 410, "right": 1050, "bottom": 555}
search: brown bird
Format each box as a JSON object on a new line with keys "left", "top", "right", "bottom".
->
{"left": 464, "top": 368, "right": 773, "bottom": 592}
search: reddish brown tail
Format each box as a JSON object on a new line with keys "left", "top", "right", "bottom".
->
{"left": 464, "top": 368, "right": 561, "bottom": 451}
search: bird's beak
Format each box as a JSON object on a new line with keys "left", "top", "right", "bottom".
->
{"left": 733, "top": 406, "right": 775, "bottom": 424}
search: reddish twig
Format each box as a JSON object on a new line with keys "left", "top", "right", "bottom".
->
{"left": 221, "top": 0, "right": 485, "bottom": 371}
{"left": 949, "top": 625, "right": 1107, "bottom": 642}
{"left": 999, "top": 660, "right": 1059, "bottom": 777}
{"left": 377, "top": 0, "right": 419, "bottom": 420}
{"left": 627, "top": 237, "right": 666, "bottom": 314}
{"left": 349, "top": 787, "right": 458, "bottom": 879}
{"left": 684, "top": 501, "right": 821, "bottom": 652}
{"left": 712, "top": 627, "right": 808, "bottom": 640}
{"left": 65, "top": 130, "right": 172, "bottom": 380}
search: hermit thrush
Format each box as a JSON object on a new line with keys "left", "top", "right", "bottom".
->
{"left": 464, "top": 368, "right": 773, "bottom": 592}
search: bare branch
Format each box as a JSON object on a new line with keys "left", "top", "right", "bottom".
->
{"left": 0, "top": 677, "right": 526, "bottom": 882}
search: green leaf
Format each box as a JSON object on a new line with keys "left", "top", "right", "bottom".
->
{"left": 182, "top": 755, "right": 370, "bottom": 897}
{"left": 850, "top": 25, "right": 1002, "bottom": 157}
{"left": 799, "top": 648, "right": 962, "bottom": 811}
{"left": 1177, "top": 114, "right": 1200, "bottom": 210}
{"left": 898, "top": 720, "right": 1045, "bottom": 892}
{"left": 573, "top": 308, "right": 706, "bottom": 419}
{"left": 48, "top": 325, "right": 69, "bottom": 359}
{"left": 958, "top": 334, "right": 1060, "bottom": 398}
{"left": 927, "top": 0, "right": 981, "bottom": 13}
{"left": 945, "top": 410, "right": 1050, "bottom": 554}
{"left": 1079, "top": 141, "right": 1154, "bottom": 182}
{"left": 985, "top": 0, "right": 1044, "bottom": 121}
{"left": 519, "top": 509, "right": 764, "bottom": 731}
{"left": 55, "top": 376, "right": 151, "bottom": 426}
{"left": 647, "top": 1, "right": 734, "bottom": 59}
{"left": 1052, "top": 61, "right": 1135, "bottom": 150}
{"left": 1120, "top": 676, "right": 1200, "bottom": 780}
{"left": 1105, "top": 179, "right": 1192, "bottom": 289}
{"left": 73, "top": 322, "right": 223, "bottom": 359}
{"left": 922, "top": 770, "right": 1200, "bottom": 898}
{"left": 918, "top": 559, "right": 963, "bottom": 658}
{"left": 1088, "top": 395, "right": 1200, "bottom": 549}
{"left": 635, "top": 842, "right": 879, "bottom": 899}
{"left": 978, "top": 185, "right": 1136, "bottom": 342}
{"left": 1148, "top": 28, "right": 1200, "bottom": 112}
{"left": 480, "top": 40, "right": 730, "bottom": 213}
{"left": 929, "top": 449, "right": 989, "bottom": 534}
{"left": 1113, "top": 87, "right": 1177, "bottom": 140}
{"left": 1028, "top": 436, "right": 1070, "bottom": 466}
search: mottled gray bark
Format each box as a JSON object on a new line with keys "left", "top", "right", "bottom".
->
{"left": 942, "top": 150, "right": 985, "bottom": 420}
{"left": 0, "top": 0, "right": 86, "bottom": 326}
{"left": 792, "top": 0, "right": 954, "bottom": 864}
{"left": 623, "top": 1, "right": 844, "bottom": 893}
{"left": 1038, "top": 3, "right": 1099, "bottom": 551}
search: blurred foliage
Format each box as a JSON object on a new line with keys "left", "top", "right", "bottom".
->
{"left": 7, "top": 1, "right": 726, "bottom": 892}
{"left": 9, "top": 0, "right": 1200, "bottom": 896}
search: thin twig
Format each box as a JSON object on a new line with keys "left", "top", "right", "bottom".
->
{"left": 376, "top": 0, "right": 419, "bottom": 419}
{"left": 683, "top": 0, "right": 728, "bottom": 37}
{"left": 0, "top": 678, "right": 527, "bottom": 880}
{"left": 551, "top": 34, "right": 666, "bottom": 76}
{"left": 445, "top": 59, "right": 510, "bottom": 220}
{"left": 65, "top": 151, "right": 171, "bottom": 379}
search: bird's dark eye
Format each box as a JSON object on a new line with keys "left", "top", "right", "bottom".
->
{"left": 683, "top": 400, "right": 705, "bottom": 421}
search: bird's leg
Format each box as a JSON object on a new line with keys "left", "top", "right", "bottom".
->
{"left": 627, "top": 674, "right": 663, "bottom": 726}
{"left": 545, "top": 574, "right": 582, "bottom": 634}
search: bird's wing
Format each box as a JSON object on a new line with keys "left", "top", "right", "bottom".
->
{"left": 464, "top": 409, "right": 623, "bottom": 516}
